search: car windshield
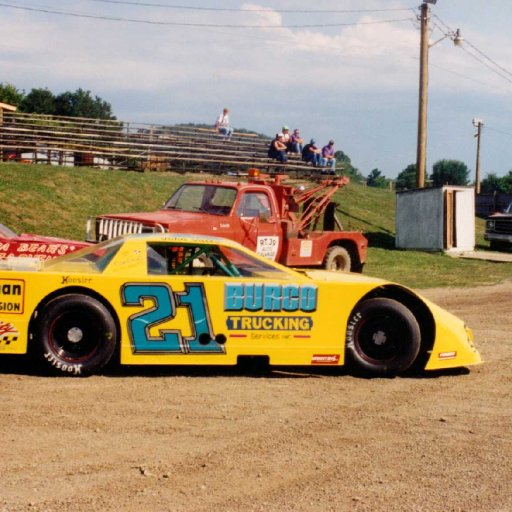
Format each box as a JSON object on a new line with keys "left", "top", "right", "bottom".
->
{"left": 218, "top": 246, "right": 293, "bottom": 278}
{"left": 163, "top": 184, "right": 236, "bottom": 216}
{"left": 147, "top": 242, "right": 295, "bottom": 280}
{"left": 505, "top": 202, "right": 512, "bottom": 214}
{"left": 44, "top": 238, "right": 123, "bottom": 272}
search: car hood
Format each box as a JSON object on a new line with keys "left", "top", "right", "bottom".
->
{"left": 303, "top": 269, "right": 389, "bottom": 285}
{"left": 101, "top": 210, "right": 220, "bottom": 225}
{"left": 487, "top": 212, "right": 512, "bottom": 219}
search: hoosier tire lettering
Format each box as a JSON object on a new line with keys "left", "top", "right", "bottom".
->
{"left": 44, "top": 352, "right": 82, "bottom": 375}
{"left": 346, "top": 298, "right": 421, "bottom": 376}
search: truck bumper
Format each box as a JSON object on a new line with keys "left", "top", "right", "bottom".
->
{"left": 484, "top": 233, "right": 512, "bottom": 243}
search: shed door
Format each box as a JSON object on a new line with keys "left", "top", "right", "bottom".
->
{"left": 444, "top": 190, "right": 456, "bottom": 249}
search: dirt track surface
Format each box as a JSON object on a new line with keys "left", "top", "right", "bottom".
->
{"left": 1, "top": 281, "right": 511, "bottom": 512}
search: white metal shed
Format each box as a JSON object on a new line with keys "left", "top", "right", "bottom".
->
{"left": 395, "top": 186, "right": 475, "bottom": 252}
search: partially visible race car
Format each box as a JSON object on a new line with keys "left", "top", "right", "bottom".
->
{"left": 0, "top": 223, "right": 89, "bottom": 260}
{"left": 0, "top": 233, "right": 481, "bottom": 377}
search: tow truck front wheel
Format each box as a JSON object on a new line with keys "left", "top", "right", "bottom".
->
{"left": 324, "top": 246, "right": 351, "bottom": 272}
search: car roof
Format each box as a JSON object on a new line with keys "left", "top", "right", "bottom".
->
{"left": 125, "top": 232, "right": 239, "bottom": 246}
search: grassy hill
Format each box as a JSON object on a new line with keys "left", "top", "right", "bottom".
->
{"left": 0, "top": 162, "right": 509, "bottom": 288}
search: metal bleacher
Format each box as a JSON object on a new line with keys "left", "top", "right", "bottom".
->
{"left": 0, "top": 112, "right": 325, "bottom": 176}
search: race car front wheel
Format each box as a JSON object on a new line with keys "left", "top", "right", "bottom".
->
{"left": 35, "top": 294, "right": 117, "bottom": 376}
{"left": 346, "top": 298, "right": 421, "bottom": 376}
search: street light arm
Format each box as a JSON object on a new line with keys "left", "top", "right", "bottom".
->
{"left": 429, "top": 29, "right": 463, "bottom": 48}
{"left": 429, "top": 33, "right": 449, "bottom": 48}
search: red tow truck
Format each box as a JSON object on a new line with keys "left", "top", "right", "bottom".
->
{"left": 86, "top": 170, "right": 368, "bottom": 272}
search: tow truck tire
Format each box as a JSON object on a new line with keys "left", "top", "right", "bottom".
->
{"left": 345, "top": 298, "right": 421, "bottom": 376}
{"left": 35, "top": 294, "right": 117, "bottom": 376}
{"left": 324, "top": 246, "right": 351, "bottom": 272}
{"left": 490, "top": 240, "right": 508, "bottom": 251}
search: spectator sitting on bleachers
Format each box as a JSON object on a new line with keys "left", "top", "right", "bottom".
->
{"left": 321, "top": 139, "right": 337, "bottom": 175}
{"left": 268, "top": 133, "right": 288, "bottom": 163}
{"left": 301, "top": 139, "right": 321, "bottom": 167}
{"left": 214, "top": 107, "right": 233, "bottom": 139}
{"left": 289, "top": 128, "right": 304, "bottom": 154}
{"left": 281, "top": 126, "right": 291, "bottom": 148}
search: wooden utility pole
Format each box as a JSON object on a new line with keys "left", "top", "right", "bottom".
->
{"left": 473, "top": 119, "right": 483, "bottom": 194}
{"left": 416, "top": 2, "right": 430, "bottom": 188}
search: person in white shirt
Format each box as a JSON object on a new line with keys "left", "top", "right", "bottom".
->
{"left": 214, "top": 108, "right": 234, "bottom": 139}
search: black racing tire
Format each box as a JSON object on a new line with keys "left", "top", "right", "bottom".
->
{"left": 324, "top": 246, "right": 351, "bottom": 272}
{"left": 346, "top": 298, "right": 421, "bottom": 376}
{"left": 35, "top": 294, "right": 117, "bottom": 376}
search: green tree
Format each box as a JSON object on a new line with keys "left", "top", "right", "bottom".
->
{"left": 501, "top": 170, "right": 512, "bottom": 193}
{"left": 335, "top": 150, "right": 364, "bottom": 182}
{"left": 480, "top": 172, "right": 507, "bottom": 193}
{"left": 366, "top": 168, "right": 387, "bottom": 188}
{"left": 20, "top": 88, "right": 56, "bottom": 114}
{"left": 430, "top": 159, "right": 469, "bottom": 186}
{"left": 396, "top": 163, "right": 417, "bottom": 190}
{"left": 55, "top": 88, "right": 115, "bottom": 119}
{"left": 0, "top": 82, "right": 24, "bottom": 106}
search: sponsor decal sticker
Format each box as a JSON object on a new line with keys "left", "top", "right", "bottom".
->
{"left": 0, "top": 279, "right": 24, "bottom": 314}
{"left": 224, "top": 283, "right": 318, "bottom": 312}
{"left": 0, "top": 321, "right": 19, "bottom": 346}
{"left": 256, "top": 236, "right": 279, "bottom": 261}
{"left": 61, "top": 276, "right": 92, "bottom": 285}
{"left": 299, "top": 239, "right": 313, "bottom": 258}
{"left": 312, "top": 354, "right": 340, "bottom": 365}
{"left": 226, "top": 315, "right": 312, "bottom": 331}
{"left": 438, "top": 351, "right": 457, "bottom": 360}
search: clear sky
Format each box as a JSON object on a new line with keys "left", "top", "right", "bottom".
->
{"left": 1, "top": 0, "right": 511, "bottom": 179}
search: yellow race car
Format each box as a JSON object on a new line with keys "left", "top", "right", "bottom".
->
{"left": 0, "top": 233, "right": 480, "bottom": 376}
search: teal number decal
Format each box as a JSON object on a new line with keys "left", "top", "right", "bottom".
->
{"left": 121, "top": 283, "right": 224, "bottom": 354}
{"left": 176, "top": 284, "right": 221, "bottom": 353}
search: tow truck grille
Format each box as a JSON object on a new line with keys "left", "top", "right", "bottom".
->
{"left": 96, "top": 218, "right": 165, "bottom": 241}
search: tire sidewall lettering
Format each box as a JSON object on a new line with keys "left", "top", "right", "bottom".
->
{"left": 37, "top": 294, "right": 116, "bottom": 376}
{"left": 44, "top": 351, "right": 83, "bottom": 375}
{"left": 346, "top": 298, "right": 421, "bottom": 376}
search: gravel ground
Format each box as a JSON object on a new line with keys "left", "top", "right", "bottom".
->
{"left": 0, "top": 281, "right": 511, "bottom": 512}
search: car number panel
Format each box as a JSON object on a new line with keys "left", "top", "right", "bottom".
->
{"left": 118, "top": 279, "right": 347, "bottom": 366}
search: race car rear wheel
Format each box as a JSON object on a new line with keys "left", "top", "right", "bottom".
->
{"left": 324, "top": 246, "right": 351, "bottom": 272}
{"left": 346, "top": 298, "right": 421, "bottom": 376}
{"left": 35, "top": 294, "right": 117, "bottom": 376}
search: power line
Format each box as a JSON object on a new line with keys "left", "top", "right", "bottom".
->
{"left": 427, "top": 60, "right": 512, "bottom": 94}
{"left": 0, "top": 3, "right": 414, "bottom": 28}
{"left": 432, "top": 13, "right": 512, "bottom": 86}
{"left": 463, "top": 38, "right": 512, "bottom": 81}
{"left": 86, "top": 0, "right": 413, "bottom": 14}
{"left": 459, "top": 46, "right": 512, "bottom": 86}
{"left": 486, "top": 126, "right": 512, "bottom": 138}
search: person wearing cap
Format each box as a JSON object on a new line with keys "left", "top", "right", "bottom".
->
{"left": 321, "top": 139, "right": 337, "bottom": 174}
{"left": 214, "top": 107, "right": 234, "bottom": 139}
{"left": 281, "top": 126, "right": 291, "bottom": 147}
{"left": 268, "top": 133, "right": 288, "bottom": 163}
{"left": 301, "top": 138, "right": 321, "bottom": 167}
{"left": 289, "top": 128, "right": 304, "bottom": 154}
